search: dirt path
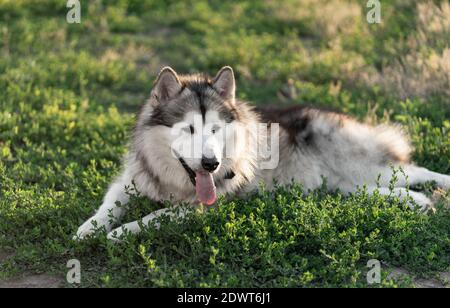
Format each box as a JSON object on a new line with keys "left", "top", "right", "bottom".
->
{"left": 0, "top": 250, "right": 63, "bottom": 288}
{"left": 0, "top": 274, "right": 64, "bottom": 288}
{"left": 388, "top": 268, "right": 450, "bottom": 288}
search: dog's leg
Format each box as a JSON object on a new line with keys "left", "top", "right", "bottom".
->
{"left": 372, "top": 165, "right": 449, "bottom": 190}
{"left": 371, "top": 187, "right": 432, "bottom": 211}
{"left": 402, "top": 165, "right": 450, "bottom": 190}
{"left": 75, "top": 179, "right": 130, "bottom": 240}
{"left": 106, "top": 206, "right": 192, "bottom": 242}
{"left": 344, "top": 186, "right": 432, "bottom": 212}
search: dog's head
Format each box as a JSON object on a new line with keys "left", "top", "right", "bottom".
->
{"left": 135, "top": 67, "right": 258, "bottom": 205}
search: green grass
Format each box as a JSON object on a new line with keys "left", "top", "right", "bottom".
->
{"left": 0, "top": 0, "right": 449, "bottom": 288}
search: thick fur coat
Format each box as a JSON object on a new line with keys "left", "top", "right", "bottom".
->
{"left": 75, "top": 67, "right": 450, "bottom": 241}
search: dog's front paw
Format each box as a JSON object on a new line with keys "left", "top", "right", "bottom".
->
{"left": 73, "top": 216, "right": 109, "bottom": 240}
{"left": 106, "top": 227, "right": 125, "bottom": 243}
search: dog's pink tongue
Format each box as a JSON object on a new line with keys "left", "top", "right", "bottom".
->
{"left": 195, "top": 172, "right": 217, "bottom": 206}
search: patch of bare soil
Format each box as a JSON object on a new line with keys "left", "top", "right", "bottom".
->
{"left": 388, "top": 268, "right": 450, "bottom": 288}
{"left": 0, "top": 250, "right": 64, "bottom": 288}
{"left": 0, "top": 274, "right": 64, "bottom": 288}
{"left": 0, "top": 250, "right": 13, "bottom": 263}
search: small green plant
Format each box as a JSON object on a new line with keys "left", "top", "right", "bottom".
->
{"left": 0, "top": 0, "right": 448, "bottom": 287}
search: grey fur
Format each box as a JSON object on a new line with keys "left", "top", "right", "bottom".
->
{"left": 75, "top": 66, "right": 450, "bottom": 241}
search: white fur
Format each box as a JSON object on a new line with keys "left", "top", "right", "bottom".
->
{"left": 75, "top": 115, "right": 449, "bottom": 241}
{"left": 74, "top": 68, "right": 450, "bottom": 242}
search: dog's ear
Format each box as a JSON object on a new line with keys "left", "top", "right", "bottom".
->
{"left": 212, "top": 66, "right": 235, "bottom": 101}
{"left": 152, "top": 67, "right": 182, "bottom": 102}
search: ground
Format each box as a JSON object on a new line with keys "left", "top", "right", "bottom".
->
{"left": 0, "top": 0, "right": 449, "bottom": 288}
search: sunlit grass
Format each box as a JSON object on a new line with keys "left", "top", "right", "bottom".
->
{"left": 0, "top": 0, "right": 449, "bottom": 287}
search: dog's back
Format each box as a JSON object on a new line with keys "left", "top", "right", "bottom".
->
{"left": 75, "top": 67, "right": 450, "bottom": 241}
{"left": 252, "top": 104, "right": 412, "bottom": 192}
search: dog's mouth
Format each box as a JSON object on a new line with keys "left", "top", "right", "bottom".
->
{"left": 178, "top": 157, "right": 217, "bottom": 206}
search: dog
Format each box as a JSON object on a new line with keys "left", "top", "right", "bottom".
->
{"left": 75, "top": 66, "right": 450, "bottom": 241}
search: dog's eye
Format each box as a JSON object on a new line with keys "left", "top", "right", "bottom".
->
{"left": 211, "top": 125, "right": 220, "bottom": 134}
{"left": 182, "top": 125, "right": 195, "bottom": 135}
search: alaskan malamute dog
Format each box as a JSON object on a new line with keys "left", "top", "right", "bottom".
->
{"left": 75, "top": 66, "right": 450, "bottom": 241}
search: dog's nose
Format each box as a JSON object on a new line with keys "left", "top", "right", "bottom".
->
{"left": 201, "top": 156, "right": 219, "bottom": 172}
